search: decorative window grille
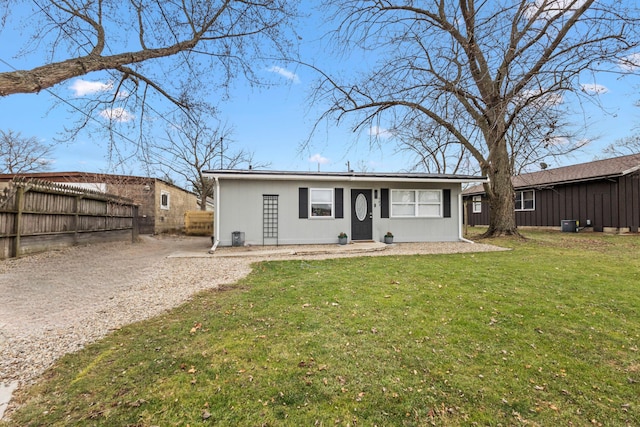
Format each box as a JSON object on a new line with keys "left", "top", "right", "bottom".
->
{"left": 263, "top": 194, "right": 279, "bottom": 245}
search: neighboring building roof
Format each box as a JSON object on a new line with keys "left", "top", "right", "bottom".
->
{"left": 463, "top": 153, "right": 640, "bottom": 195}
{"left": 0, "top": 171, "right": 194, "bottom": 194}
{"left": 0, "top": 171, "right": 149, "bottom": 182}
{"left": 205, "top": 169, "right": 487, "bottom": 184}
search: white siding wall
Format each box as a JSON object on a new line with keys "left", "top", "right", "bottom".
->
{"left": 216, "top": 179, "right": 462, "bottom": 246}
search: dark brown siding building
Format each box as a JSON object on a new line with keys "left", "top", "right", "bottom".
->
{"left": 463, "top": 154, "right": 640, "bottom": 233}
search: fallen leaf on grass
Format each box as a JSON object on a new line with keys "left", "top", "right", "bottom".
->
{"left": 190, "top": 322, "right": 203, "bottom": 334}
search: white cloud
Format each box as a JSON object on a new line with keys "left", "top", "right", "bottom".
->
{"left": 543, "top": 136, "right": 590, "bottom": 147}
{"left": 267, "top": 66, "right": 300, "bottom": 84}
{"left": 619, "top": 53, "right": 640, "bottom": 71}
{"left": 368, "top": 126, "right": 394, "bottom": 138}
{"left": 70, "top": 79, "right": 113, "bottom": 96}
{"left": 309, "top": 153, "right": 330, "bottom": 164}
{"left": 515, "top": 89, "right": 564, "bottom": 108}
{"left": 580, "top": 83, "right": 609, "bottom": 95}
{"left": 99, "top": 107, "right": 134, "bottom": 123}
{"left": 525, "top": 0, "right": 588, "bottom": 20}
{"left": 544, "top": 136, "right": 569, "bottom": 146}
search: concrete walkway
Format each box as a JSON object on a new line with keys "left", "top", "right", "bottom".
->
{"left": 0, "top": 381, "right": 17, "bottom": 419}
{"left": 167, "top": 241, "right": 389, "bottom": 258}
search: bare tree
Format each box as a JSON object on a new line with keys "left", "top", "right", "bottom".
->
{"left": 0, "top": 1, "right": 299, "bottom": 138}
{"left": 0, "top": 129, "right": 54, "bottom": 173}
{"left": 395, "top": 121, "right": 477, "bottom": 174}
{"left": 315, "top": 0, "right": 640, "bottom": 237}
{"left": 601, "top": 134, "right": 640, "bottom": 157}
{"left": 149, "top": 109, "right": 257, "bottom": 210}
{"left": 399, "top": 89, "right": 584, "bottom": 175}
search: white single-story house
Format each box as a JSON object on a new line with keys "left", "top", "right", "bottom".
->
{"left": 204, "top": 169, "right": 487, "bottom": 248}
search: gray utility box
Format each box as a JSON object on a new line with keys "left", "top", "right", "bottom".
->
{"left": 561, "top": 220, "right": 578, "bottom": 232}
{"left": 232, "top": 231, "right": 245, "bottom": 247}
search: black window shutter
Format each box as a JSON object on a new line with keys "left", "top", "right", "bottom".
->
{"left": 443, "top": 189, "right": 451, "bottom": 218}
{"left": 335, "top": 188, "right": 344, "bottom": 218}
{"left": 299, "top": 187, "right": 308, "bottom": 218}
{"left": 381, "top": 188, "right": 389, "bottom": 218}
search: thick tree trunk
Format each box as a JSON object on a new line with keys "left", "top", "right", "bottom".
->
{"left": 482, "top": 125, "right": 520, "bottom": 237}
{"left": 484, "top": 171, "right": 519, "bottom": 237}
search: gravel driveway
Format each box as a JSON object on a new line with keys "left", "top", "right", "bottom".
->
{"left": 0, "top": 235, "right": 253, "bottom": 389}
{"left": 0, "top": 235, "right": 506, "bottom": 419}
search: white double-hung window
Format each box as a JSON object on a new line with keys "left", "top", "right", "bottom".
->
{"left": 309, "top": 188, "right": 334, "bottom": 217}
{"left": 391, "top": 189, "right": 442, "bottom": 217}
{"left": 515, "top": 190, "right": 535, "bottom": 211}
{"left": 472, "top": 195, "right": 482, "bottom": 213}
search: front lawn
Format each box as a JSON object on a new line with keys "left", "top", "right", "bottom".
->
{"left": 4, "top": 230, "right": 639, "bottom": 426}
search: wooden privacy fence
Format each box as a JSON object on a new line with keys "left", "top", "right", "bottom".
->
{"left": 0, "top": 178, "right": 138, "bottom": 259}
{"left": 184, "top": 210, "right": 214, "bottom": 236}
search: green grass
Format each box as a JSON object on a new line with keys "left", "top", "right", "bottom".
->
{"left": 4, "top": 229, "right": 640, "bottom": 426}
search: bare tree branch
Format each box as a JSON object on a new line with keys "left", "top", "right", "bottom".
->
{"left": 145, "top": 106, "right": 263, "bottom": 209}
{"left": 0, "top": 1, "right": 299, "bottom": 104}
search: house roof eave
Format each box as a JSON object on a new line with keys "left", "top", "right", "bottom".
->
{"left": 204, "top": 169, "right": 488, "bottom": 184}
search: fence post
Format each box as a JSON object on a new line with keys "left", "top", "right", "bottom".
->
{"left": 132, "top": 205, "right": 139, "bottom": 242}
{"left": 13, "top": 184, "right": 25, "bottom": 258}
{"left": 73, "top": 195, "right": 80, "bottom": 245}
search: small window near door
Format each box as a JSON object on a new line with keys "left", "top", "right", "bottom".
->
{"left": 160, "top": 190, "right": 170, "bottom": 210}
{"left": 472, "top": 195, "right": 482, "bottom": 213}
{"left": 310, "top": 188, "right": 334, "bottom": 217}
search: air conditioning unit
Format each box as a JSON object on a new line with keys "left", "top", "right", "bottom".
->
{"left": 561, "top": 220, "right": 578, "bottom": 232}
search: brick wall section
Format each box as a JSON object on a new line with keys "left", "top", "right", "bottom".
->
{"left": 104, "top": 178, "right": 156, "bottom": 234}
{"left": 153, "top": 181, "right": 199, "bottom": 233}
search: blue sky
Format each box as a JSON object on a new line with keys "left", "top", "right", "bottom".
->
{"left": 1, "top": 3, "right": 639, "bottom": 186}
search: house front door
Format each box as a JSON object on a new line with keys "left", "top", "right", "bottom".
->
{"left": 351, "top": 189, "right": 372, "bottom": 240}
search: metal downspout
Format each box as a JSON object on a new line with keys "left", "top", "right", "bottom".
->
{"left": 209, "top": 177, "right": 221, "bottom": 253}
{"left": 458, "top": 191, "right": 474, "bottom": 244}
